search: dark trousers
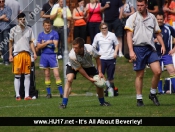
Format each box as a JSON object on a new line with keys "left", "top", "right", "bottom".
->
{"left": 53, "top": 26, "right": 69, "bottom": 56}
{"left": 73, "top": 25, "right": 87, "bottom": 43}
{"left": 0, "top": 29, "right": 10, "bottom": 63}
{"left": 88, "top": 22, "right": 100, "bottom": 44}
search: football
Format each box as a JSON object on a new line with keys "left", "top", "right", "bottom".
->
{"left": 93, "top": 75, "right": 106, "bottom": 88}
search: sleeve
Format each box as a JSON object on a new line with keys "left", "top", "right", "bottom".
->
{"left": 169, "top": 1, "right": 175, "bottom": 9}
{"left": 42, "top": 4, "right": 46, "bottom": 12}
{"left": 30, "top": 29, "right": 35, "bottom": 42}
{"left": 119, "top": 0, "right": 124, "bottom": 8}
{"left": 92, "top": 46, "right": 100, "bottom": 59}
{"left": 153, "top": 0, "right": 158, "bottom": 6}
{"left": 6, "top": 7, "right": 12, "bottom": 20}
{"left": 67, "top": 8, "right": 72, "bottom": 17}
{"left": 69, "top": 58, "right": 81, "bottom": 71}
{"left": 101, "top": 0, "right": 106, "bottom": 7}
{"left": 92, "top": 34, "right": 98, "bottom": 48}
{"left": 169, "top": 26, "right": 175, "bottom": 37}
{"left": 37, "top": 33, "right": 42, "bottom": 44}
{"left": 50, "top": 8, "right": 57, "bottom": 15}
{"left": 9, "top": 28, "right": 14, "bottom": 41}
{"left": 112, "top": 33, "right": 119, "bottom": 45}
{"left": 124, "top": 14, "right": 135, "bottom": 32}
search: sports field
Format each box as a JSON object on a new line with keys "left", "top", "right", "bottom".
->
{"left": 0, "top": 57, "right": 175, "bottom": 132}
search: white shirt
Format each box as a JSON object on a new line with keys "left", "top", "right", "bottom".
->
{"left": 92, "top": 31, "right": 118, "bottom": 60}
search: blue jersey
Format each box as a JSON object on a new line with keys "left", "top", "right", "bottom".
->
{"left": 155, "top": 24, "right": 175, "bottom": 56}
{"left": 37, "top": 30, "right": 59, "bottom": 54}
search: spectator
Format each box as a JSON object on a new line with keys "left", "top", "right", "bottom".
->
{"left": 86, "top": 0, "right": 107, "bottom": 44}
{"left": 36, "top": 19, "right": 63, "bottom": 98}
{"left": 125, "top": 0, "right": 166, "bottom": 106}
{"left": 73, "top": 0, "right": 87, "bottom": 42}
{"left": 5, "top": 0, "right": 20, "bottom": 28}
{"left": 50, "top": 0, "right": 72, "bottom": 60}
{"left": 101, "top": 0, "right": 124, "bottom": 57}
{"left": 9, "top": 13, "right": 37, "bottom": 101}
{"left": 40, "top": 0, "right": 55, "bottom": 24}
{"left": 163, "top": 0, "right": 175, "bottom": 26}
{"left": 92, "top": 23, "right": 119, "bottom": 96}
{"left": 154, "top": 13, "right": 175, "bottom": 94}
{"left": 147, "top": 0, "right": 159, "bottom": 15}
{"left": 59, "top": 37, "right": 110, "bottom": 109}
{"left": 0, "top": 0, "right": 12, "bottom": 65}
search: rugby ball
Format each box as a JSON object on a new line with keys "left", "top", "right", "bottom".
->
{"left": 93, "top": 75, "right": 106, "bottom": 88}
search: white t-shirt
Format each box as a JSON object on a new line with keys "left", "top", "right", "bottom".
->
{"left": 92, "top": 31, "right": 118, "bottom": 60}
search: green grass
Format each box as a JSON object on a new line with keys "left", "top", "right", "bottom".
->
{"left": 0, "top": 57, "right": 175, "bottom": 132}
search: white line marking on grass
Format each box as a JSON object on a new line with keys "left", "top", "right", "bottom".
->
{"left": 0, "top": 103, "right": 41, "bottom": 109}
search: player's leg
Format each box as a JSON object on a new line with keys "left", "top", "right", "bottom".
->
{"left": 23, "top": 52, "right": 32, "bottom": 100}
{"left": 53, "top": 68, "right": 63, "bottom": 98}
{"left": 44, "top": 68, "right": 52, "bottom": 98}
{"left": 60, "top": 65, "right": 76, "bottom": 109}
{"left": 13, "top": 54, "right": 22, "bottom": 100}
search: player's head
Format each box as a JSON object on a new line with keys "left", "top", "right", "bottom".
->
{"left": 137, "top": 0, "right": 147, "bottom": 14}
{"left": 43, "top": 19, "right": 52, "bottom": 33}
{"left": 17, "top": 12, "right": 26, "bottom": 27}
{"left": 99, "top": 22, "right": 108, "bottom": 33}
{"left": 156, "top": 12, "right": 165, "bottom": 26}
{"left": 72, "top": 37, "right": 85, "bottom": 55}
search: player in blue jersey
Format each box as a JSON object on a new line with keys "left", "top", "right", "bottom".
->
{"left": 155, "top": 12, "right": 175, "bottom": 94}
{"left": 37, "top": 19, "right": 63, "bottom": 98}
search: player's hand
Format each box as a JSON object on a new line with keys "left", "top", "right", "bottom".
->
{"left": 113, "top": 53, "right": 117, "bottom": 58}
{"left": 46, "top": 40, "right": 53, "bottom": 44}
{"left": 169, "top": 48, "right": 175, "bottom": 55}
{"left": 129, "top": 51, "right": 136, "bottom": 61}
{"left": 9, "top": 55, "right": 13, "bottom": 62}
{"left": 98, "top": 72, "right": 105, "bottom": 79}
{"left": 161, "top": 45, "right": 166, "bottom": 55}
{"left": 33, "top": 53, "right": 37, "bottom": 60}
{"left": 89, "top": 77, "right": 96, "bottom": 83}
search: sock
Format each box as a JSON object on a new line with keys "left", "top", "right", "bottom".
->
{"left": 150, "top": 88, "right": 156, "bottom": 94}
{"left": 24, "top": 74, "right": 30, "bottom": 98}
{"left": 170, "top": 75, "right": 175, "bottom": 91}
{"left": 99, "top": 98, "right": 105, "bottom": 104}
{"left": 136, "top": 94, "right": 142, "bottom": 100}
{"left": 45, "top": 81, "right": 51, "bottom": 94}
{"left": 158, "top": 79, "right": 163, "bottom": 93}
{"left": 14, "top": 75, "right": 21, "bottom": 97}
{"left": 62, "top": 98, "right": 68, "bottom": 105}
{"left": 56, "top": 80, "right": 63, "bottom": 95}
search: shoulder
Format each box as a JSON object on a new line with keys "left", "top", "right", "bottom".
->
{"left": 84, "top": 44, "right": 93, "bottom": 52}
{"left": 69, "top": 49, "right": 76, "bottom": 60}
{"left": 53, "top": 4, "right": 59, "bottom": 9}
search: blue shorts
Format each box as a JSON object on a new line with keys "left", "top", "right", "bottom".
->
{"left": 39, "top": 53, "right": 58, "bottom": 69}
{"left": 133, "top": 46, "right": 159, "bottom": 71}
{"left": 160, "top": 54, "right": 173, "bottom": 66}
{"left": 101, "top": 59, "right": 116, "bottom": 80}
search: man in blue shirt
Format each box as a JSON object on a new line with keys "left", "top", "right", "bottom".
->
{"left": 155, "top": 12, "right": 175, "bottom": 94}
{"left": 37, "top": 19, "right": 63, "bottom": 98}
{"left": 0, "top": 0, "right": 12, "bottom": 65}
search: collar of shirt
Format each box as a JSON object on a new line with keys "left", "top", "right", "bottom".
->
{"left": 99, "top": 31, "right": 110, "bottom": 38}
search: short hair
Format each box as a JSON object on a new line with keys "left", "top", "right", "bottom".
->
{"left": 78, "top": 0, "right": 84, "bottom": 2}
{"left": 72, "top": 37, "right": 85, "bottom": 48}
{"left": 137, "top": 0, "right": 147, "bottom": 4}
{"left": 17, "top": 13, "right": 26, "bottom": 19}
{"left": 99, "top": 22, "right": 108, "bottom": 30}
{"left": 43, "top": 19, "right": 51, "bottom": 25}
{"left": 156, "top": 12, "right": 165, "bottom": 19}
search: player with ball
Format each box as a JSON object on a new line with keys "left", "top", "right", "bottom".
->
{"left": 60, "top": 37, "right": 110, "bottom": 109}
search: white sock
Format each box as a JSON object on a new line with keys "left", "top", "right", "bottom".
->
{"left": 24, "top": 74, "right": 30, "bottom": 98}
{"left": 136, "top": 94, "right": 143, "bottom": 100}
{"left": 14, "top": 75, "right": 21, "bottom": 97}
{"left": 150, "top": 88, "right": 156, "bottom": 94}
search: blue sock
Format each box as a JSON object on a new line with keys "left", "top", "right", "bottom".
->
{"left": 99, "top": 98, "right": 105, "bottom": 104}
{"left": 158, "top": 79, "right": 162, "bottom": 93}
{"left": 62, "top": 98, "right": 68, "bottom": 105}
{"left": 46, "top": 87, "right": 51, "bottom": 94}
{"left": 170, "top": 77, "right": 175, "bottom": 91}
{"left": 58, "top": 86, "right": 63, "bottom": 94}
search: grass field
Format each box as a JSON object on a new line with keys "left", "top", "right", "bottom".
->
{"left": 0, "top": 57, "right": 175, "bottom": 132}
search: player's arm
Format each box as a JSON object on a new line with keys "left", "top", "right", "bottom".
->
{"left": 9, "top": 40, "right": 13, "bottom": 62}
{"left": 40, "top": 11, "right": 51, "bottom": 19}
{"left": 53, "top": 40, "right": 58, "bottom": 48}
{"left": 30, "top": 41, "right": 37, "bottom": 60}
{"left": 126, "top": 30, "right": 136, "bottom": 61}
{"left": 37, "top": 40, "right": 52, "bottom": 49}
{"left": 148, "top": 6, "right": 158, "bottom": 14}
{"left": 156, "top": 33, "right": 166, "bottom": 55}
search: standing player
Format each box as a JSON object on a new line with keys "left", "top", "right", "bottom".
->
{"left": 60, "top": 37, "right": 110, "bottom": 109}
{"left": 125, "top": 0, "right": 166, "bottom": 106}
{"left": 155, "top": 12, "right": 175, "bottom": 93}
{"left": 9, "top": 13, "right": 37, "bottom": 100}
{"left": 37, "top": 19, "right": 63, "bottom": 98}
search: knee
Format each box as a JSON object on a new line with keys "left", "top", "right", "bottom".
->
{"left": 67, "top": 77, "right": 73, "bottom": 84}
{"left": 154, "top": 70, "right": 161, "bottom": 76}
